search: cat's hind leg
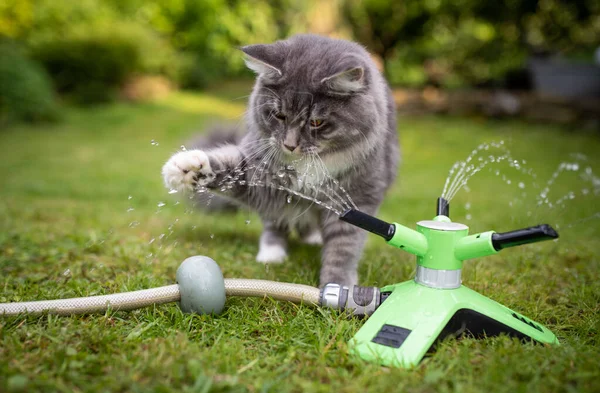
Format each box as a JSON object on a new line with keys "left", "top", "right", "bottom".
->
{"left": 256, "top": 219, "right": 289, "bottom": 264}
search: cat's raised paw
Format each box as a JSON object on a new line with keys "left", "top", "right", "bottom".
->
{"left": 162, "top": 150, "right": 216, "bottom": 192}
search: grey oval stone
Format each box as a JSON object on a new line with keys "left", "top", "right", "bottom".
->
{"left": 176, "top": 256, "right": 226, "bottom": 315}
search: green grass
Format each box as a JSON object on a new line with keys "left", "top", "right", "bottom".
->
{"left": 1, "top": 85, "right": 599, "bottom": 392}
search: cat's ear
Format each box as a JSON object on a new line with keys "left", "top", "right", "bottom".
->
{"left": 321, "top": 67, "right": 365, "bottom": 95}
{"left": 240, "top": 44, "right": 283, "bottom": 82}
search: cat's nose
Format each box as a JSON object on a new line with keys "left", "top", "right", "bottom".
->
{"left": 283, "top": 143, "right": 297, "bottom": 152}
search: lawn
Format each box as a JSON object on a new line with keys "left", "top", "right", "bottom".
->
{"left": 1, "top": 84, "right": 599, "bottom": 393}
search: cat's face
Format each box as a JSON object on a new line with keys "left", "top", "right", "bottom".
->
{"left": 243, "top": 35, "right": 379, "bottom": 162}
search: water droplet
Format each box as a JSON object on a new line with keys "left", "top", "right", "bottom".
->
{"left": 287, "top": 195, "right": 292, "bottom": 203}
{"left": 157, "top": 201, "right": 166, "bottom": 207}
{"left": 466, "top": 214, "right": 472, "bottom": 220}
{"left": 128, "top": 195, "right": 133, "bottom": 200}
{"left": 150, "top": 139, "right": 159, "bottom": 146}
{"left": 63, "top": 268, "right": 71, "bottom": 276}
{"left": 210, "top": 234, "right": 214, "bottom": 239}
{"left": 180, "top": 145, "right": 187, "bottom": 151}
{"left": 506, "top": 180, "right": 511, "bottom": 185}
{"left": 168, "top": 189, "right": 178, "bottom": 194}
{"left": 518, "top": 182, "right": 525, "bottom": 189}
{"left": 465, "top": 202, "right": 471, "bottom": 210}
{"left": 245, "top": 220, "right": 251, "bottom": 225}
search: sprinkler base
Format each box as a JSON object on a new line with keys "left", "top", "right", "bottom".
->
{"left": 350, "top": 280, "right": 559, "bottom": 368}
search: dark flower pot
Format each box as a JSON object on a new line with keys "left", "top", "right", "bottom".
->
{"left": 529, "top": 57, "right": 600, "bottom": 99}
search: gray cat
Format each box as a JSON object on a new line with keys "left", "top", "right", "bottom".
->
{"left": 162, "top": 34, "right": 399, "bottom": 286}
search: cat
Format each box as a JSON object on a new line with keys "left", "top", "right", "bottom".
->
{"left": 162, "top": 34, "right": 399, "bottom": 287}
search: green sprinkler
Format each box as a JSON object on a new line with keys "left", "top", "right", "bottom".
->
{"left": 332, "top": 197, "right": 560, "bottom": 368}
{"left": 0, "top": 197, "right": 561, "bottom": 369}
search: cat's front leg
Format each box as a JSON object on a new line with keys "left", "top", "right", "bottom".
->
{"left": 162, "top": 150, "right": 218, "bottom": 193}
{"left": 319, "top": 213, "right": 368, "bottom": 287}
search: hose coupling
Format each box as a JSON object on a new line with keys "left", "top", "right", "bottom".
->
{"left": 319, "top": 283, "right": 381, "bottom": 316}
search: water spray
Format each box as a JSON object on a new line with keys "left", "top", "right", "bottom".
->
{"left": 0, "top": 197, "right": 559, "bottom": 369}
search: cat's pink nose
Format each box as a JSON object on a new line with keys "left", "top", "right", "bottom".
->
{"left": 283, "top": 143, "right": 297, "bottom": 152}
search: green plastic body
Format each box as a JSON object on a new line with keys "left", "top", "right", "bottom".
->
{"left": 386, "top": 216, "right": 498, "bottom": 270}
{"left": 351, "top": 215, "right": 559, "bottom": 368}
{"left": 386, "top": 223, "right": 427, "bottom": 256}
{"left": 350, "top": 281, "right": 559, "bottom": 368}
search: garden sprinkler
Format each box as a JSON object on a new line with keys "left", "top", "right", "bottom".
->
{"left": 0, "top": 198, "right": 560, "bottom": 369}
{"left": 335, "top": 197, "right": 560, "bottom": 368}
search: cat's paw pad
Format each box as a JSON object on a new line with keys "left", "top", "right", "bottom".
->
{"left": 256, "top": 244, "right": 287, "bottom": 264}
{"left": 162, "top": 150, "right": 216, "bottom": 192}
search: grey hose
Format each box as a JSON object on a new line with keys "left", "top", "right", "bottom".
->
{"left": 224, "top": 279, "right": 320, "bottom": 304}
{"left": 0, "top": 280, "right": 320, "bottom": 317}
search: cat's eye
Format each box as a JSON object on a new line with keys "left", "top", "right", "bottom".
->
{"left": 310, "top": 119, "right": 324, "bottom": 128}
{"left": 274, "top": 112, "right": 286, "bottom": 121}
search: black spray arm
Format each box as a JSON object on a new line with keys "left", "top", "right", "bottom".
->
{"left": 339, "top": 209, "right": 396, "bottom": 241}
{"left": 491, "top": 225, "right": 559, "bottom": 250}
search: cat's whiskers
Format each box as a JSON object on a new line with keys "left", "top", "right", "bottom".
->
{"left": 213, "top": 139, "right": 273, "bottom": 189}
{"left": 261, "top": 87, "right": 280, "bottom": 101}
{"left": 289, "top": 107, "right": 308, "bottom": 126}
{"left": 312, "top": 153, "right": 351, "bottom": 211}
{"left": 314, "top": 152, "right": 357, "bottom": 210}
{"left": 290, "top": 155, "right": 318, "bottom": 221}
{"left": 311, "top": 153, "right": 348, "bottom": 211}
{"left": 233, "top": 93, "right": 277, "bottom": 101}
{"left": 249, "top": 144, "right": 278, "bottom": 187}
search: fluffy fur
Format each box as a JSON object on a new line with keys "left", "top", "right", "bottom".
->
{"left": 162, "top": 34, "right": 400, "bottom": 286}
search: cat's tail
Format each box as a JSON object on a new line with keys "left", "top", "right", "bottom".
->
{"left": 186, "top": 124, "right": 243, "bottom": 213}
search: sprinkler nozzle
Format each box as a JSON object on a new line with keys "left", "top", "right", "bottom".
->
{"left": 491, "top": 224, "right": 559, "bottom": 251}
{"left": 340, "top": 209, "right": 396, "bottom": 241}
{"left": 436, "top": 197, "right": 450, "bottom": 217}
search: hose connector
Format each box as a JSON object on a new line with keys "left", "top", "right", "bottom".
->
{"left": 320, "top": 283, "right": 381, "bottom": 316}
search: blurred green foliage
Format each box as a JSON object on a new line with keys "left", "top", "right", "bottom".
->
{"left": 108, "top": 0, "right": 314, "bottom": 87}
{"left": 341, "top": 0, "right": 600, "bottom": 87}
{"left": 0, "top": 0, "right": 314, "bottom": 104}
{"left": 0, "top": 41, "right": 59, "bottom": 125}
{"left": 0, "top": 0, "right": 598, "bottom": 117}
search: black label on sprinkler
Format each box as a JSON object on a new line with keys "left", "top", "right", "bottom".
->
{"left": 372, "top": 324, "right": 412, "bottom": 348}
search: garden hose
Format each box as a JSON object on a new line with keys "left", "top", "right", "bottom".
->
{"left": 0, "top": 280, "right": 319, "bottom": 317}
{"left": 0, "top": 256, "right": 380, "bottom": 317}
